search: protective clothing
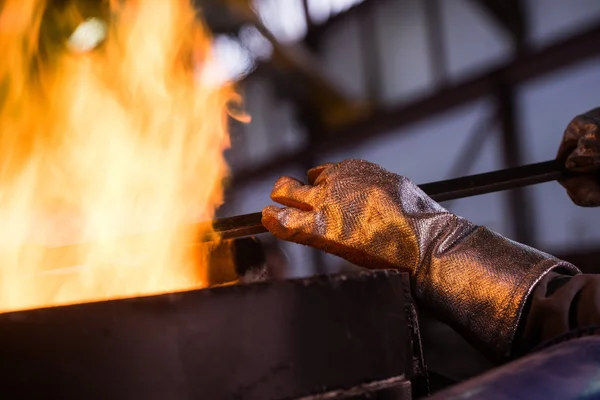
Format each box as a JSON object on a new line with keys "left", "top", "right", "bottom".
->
{"left": 262, "top": 160, "right": 580, "bottom": 359}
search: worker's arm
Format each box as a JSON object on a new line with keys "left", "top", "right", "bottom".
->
{"left": 261, "top": 109, "right": 600, "bottom": 363}
{"left": 512, "top": 108, "right": 600, "bottom": 354}
{"left": 513, "top": 272, "right": 600, "bottom": 355}
{"left": 261, "top": 159, "right": 580, "bottom": 362}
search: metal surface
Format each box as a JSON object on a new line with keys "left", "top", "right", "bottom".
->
{"left": 206, "top": 160, "right": 569, "bottom": 242}
{"left": 430, "top": 335, "right": 600, "bottom": 400}
{"left": 0, "top": 270, "right": 419, "bottom": 400}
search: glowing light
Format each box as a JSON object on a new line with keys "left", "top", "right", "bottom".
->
{"left": 67, "top": 17, "right": 108, "bottom": 53}
{"left": 0, "top": 0, "right": 234, "bottom": 312}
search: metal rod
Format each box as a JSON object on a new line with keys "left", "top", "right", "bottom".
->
{"left": 37, "top": 159, "right": 571, "bottom": 272}
{"left": 203, "top": 159, "right": 570, "bottom": 242}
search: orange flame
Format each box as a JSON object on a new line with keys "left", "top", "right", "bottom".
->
{"left": 0, "top": 0, "right": 234, "bottom": 312}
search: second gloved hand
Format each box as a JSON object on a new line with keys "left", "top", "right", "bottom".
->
{"left": 557, "top": 107, "right": 600, "bottom": 206}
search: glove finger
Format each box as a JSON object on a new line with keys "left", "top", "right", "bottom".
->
{"left": 270, "top": 176, "right": 320, "bottom": 211}
{"left": 307, "top": 162, "right": 338, "bottom": 185}
{"left": 263, "top": 206, "right": 398, "bottom": 270}
{"left": 559, "top": 175, "right": 600, "bottom": 207}
{"left": 557, "top": 115, "right": 586, "bottom": 161}
{"left": 557, "top": 109, "right": 600, "bottom": 162}
{"left": 262, "top": 205, "right": 320, "bottom": 242}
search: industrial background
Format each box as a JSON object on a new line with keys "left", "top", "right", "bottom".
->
{"left": 199, "top": 0, "right": 600, "bottom": 390}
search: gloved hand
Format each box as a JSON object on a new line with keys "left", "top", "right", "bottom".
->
{"left": 263, "top": 160, "right": 444, "bottom": 272}
{"left": 262, "top": 160, "right": 579, "bottom": 360}
{"left": 557, "top": 108, "right": 600, "bottom": 206}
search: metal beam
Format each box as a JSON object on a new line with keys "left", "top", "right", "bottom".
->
{"left": 441, "top": 110, "right": 498, "bottom": 209}
{"left": 304, "top": 0, "right": 389, "bottom": 48}
{"left": 232, "top": 24, "right": 600, "bottom": 186}
{"left": 470, "top": 0, "right": 527, "bottom": 50}
{"left": 424, "top": 0, "right": 449, "bottom": 86}
{"left": 301, "top": 0, "right": 313, "bottom": 31}
{"left": 496, "top": 82, "right": 537, "bottom": 245}
{"left": 359, "top": 3, "right": 383, "bottom": 104}
{"left": 224, "top": 0, "right": 367, "bottom": 129}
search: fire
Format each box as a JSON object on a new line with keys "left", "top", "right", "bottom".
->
{"left": 0, "top": 0, "right": 235, "bottom": 312}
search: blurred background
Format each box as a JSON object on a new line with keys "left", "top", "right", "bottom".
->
{"left": 199, "top": 0, "right": 600, "bottom": 389}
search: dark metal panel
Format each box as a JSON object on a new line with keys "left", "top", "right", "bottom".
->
{"left": 0, "top": 270, "right": 415, "bottom": 400}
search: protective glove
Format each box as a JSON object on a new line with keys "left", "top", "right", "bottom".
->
{"left": 557, "top": 108, "right": 600, "bottom": 206}
{"left": 262, "top": 160, "right": 580, "bottom": 360}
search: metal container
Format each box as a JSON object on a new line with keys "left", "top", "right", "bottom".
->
{"left": 0, "top": 270, "right": 423, "bottom": 399}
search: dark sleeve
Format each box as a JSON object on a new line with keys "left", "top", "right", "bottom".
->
{"left": 513, "top": 272, "right": 600, "bottom": 355}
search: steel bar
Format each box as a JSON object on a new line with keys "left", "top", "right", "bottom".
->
{"left": 205, "top": 159, "right": 570, "bottom": 242}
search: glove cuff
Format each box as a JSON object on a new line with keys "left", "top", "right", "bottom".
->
{"left": 413, "top": 224, "right": 580, "bottom": 361}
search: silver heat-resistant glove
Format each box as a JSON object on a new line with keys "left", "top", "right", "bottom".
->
{"left": 262, "top": 160, "right": 580, "bottom": 360}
